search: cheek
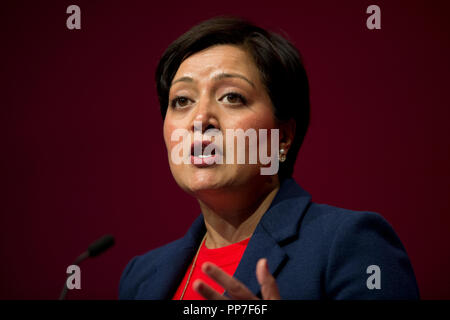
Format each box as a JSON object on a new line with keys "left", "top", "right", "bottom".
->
{"left": 163, "top": 119, "right": 177, "bottom": 151}
{"left": 230, "top": 110, "right": 278, "bottom": 158}
{"left": 231, "top": 112, "right": 277, "bottom": 131}
{"left": 226, "top": 112, "right": 278, "bottom": 161}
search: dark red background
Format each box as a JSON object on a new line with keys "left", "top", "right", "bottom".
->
{"left": 1, "top": 0, "right": 449, "bottom": 299}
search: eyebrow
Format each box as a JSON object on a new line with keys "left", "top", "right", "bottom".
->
{"left": 171, "top": 73, "right": 255, "bottom": 88}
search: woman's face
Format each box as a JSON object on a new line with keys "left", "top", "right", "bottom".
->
{"left": 163, "top": 44, "right": 279, "bottom": 196}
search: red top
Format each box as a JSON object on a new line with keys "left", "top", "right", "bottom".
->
{"left": 172, "top": 237, "right": 251, "bottom": 300}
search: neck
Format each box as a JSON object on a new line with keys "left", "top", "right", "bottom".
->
{"left": 197, "top": 177, "right": 280, "bottom": 249}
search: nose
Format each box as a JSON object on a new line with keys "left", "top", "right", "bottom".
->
{"left": 190, "top": 96, "right": 220, "bottom": 133}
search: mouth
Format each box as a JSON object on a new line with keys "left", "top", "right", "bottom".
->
{"left": 190, "top": 140, "right": 219, "bottom": 167}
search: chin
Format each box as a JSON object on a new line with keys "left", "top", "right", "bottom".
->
{"left": 188, "top": 170, "right": 223, "bottom": 193}
{"left": 171, "top": 163, "right": 261, "bottom": 196}
{"left": 171, "top": 167, "right": 222, "bottom": 195}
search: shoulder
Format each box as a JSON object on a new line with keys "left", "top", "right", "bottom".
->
{"left": 301, "top": 203, "right": 420, "bottom": 299}
{"left": 119, "top": 215, "right": 206, "bottom": 299}
{"left": 303, "top": 203, "right": 410, "bottom": 258}
{"left": 302, "top": 202, "right": 398, "bottom": 242}
{"left": 118, "top": 237, "right": 184, "bottom": 299}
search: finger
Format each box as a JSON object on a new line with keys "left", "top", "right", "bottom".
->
{"left": 256, "top": 258, "right": 281, "bottom": 300}
{"left": 202, "top": 262, "right": 259, "bottom": 300}
{"left": 193, "top": 279, "right": 228, "bottom": 300}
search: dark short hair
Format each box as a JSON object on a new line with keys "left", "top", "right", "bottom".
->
{"left": 155, "top": 16, "right": 310, "bottom": 180}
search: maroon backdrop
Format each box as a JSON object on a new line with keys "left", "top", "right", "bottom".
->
{"left": 1, "top": 0, "right": 449, "bottom": 299}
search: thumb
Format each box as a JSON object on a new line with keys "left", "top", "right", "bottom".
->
{"left": 256, "top": 258, "right": 281, "bottom": 300}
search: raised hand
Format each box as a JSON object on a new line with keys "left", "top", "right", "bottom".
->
{"left": 193, "top": 258, "right": 281, "bottom": 300}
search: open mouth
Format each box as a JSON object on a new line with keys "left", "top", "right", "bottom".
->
{"left": 190, "top": 140, "right": 218, "bottom": 166}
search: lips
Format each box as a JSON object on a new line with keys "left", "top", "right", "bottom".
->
{"left": 190, "top": 140, "right": 219, "bottom": 167}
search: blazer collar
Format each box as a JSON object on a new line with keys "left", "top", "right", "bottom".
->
{"left": 228, "top": 178, "right": 312, "bottom": 297}
{"left": 136, "top": 178, "right": 311, "bottom": 299}
{"left": 135, "top": 216, "right": 206, "bottom": 299}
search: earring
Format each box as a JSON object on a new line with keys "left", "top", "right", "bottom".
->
{"left": 279, "top": 148, "right": 287, "bottom": 163}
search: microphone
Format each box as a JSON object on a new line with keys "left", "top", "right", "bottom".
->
{"left": 59, "top": 234, "right": 115, "bottom": 300}
{"left": 87, "top": 234, "right": 115, "bottom": 257}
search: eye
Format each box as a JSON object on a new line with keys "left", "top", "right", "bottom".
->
{"left": 170, "top": 96, "right": 192, "bottom": 108}
{"left": 220, "top": 92, "right": 247, "bottom": 105}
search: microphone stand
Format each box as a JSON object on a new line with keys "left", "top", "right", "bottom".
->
{"left": 58, "top": 251, "right": 89, "bottom": 300}
{"left": 58, "top": 234, "right": 114, "bottom": 300}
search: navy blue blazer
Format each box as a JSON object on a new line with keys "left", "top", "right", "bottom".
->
{"left": 119, "top": 178, "right": 419, "bottom": 299}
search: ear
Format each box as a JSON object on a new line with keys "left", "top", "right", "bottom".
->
{"left": 279, "top": 118, "right": 296, "bottom": 155}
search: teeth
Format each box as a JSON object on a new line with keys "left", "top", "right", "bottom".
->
{"left": 197, "top": 154, "right": 214, "bottom": 158}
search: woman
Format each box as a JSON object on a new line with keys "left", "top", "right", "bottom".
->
{"left": 119, "top": 17, "right": 419, "bottom": 300}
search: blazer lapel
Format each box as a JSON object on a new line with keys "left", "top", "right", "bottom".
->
{"left": 228, "top": 178, "right": 312, "bottom": 298}
{"left": 136, "top": 178, "right": 311, "bottom": 300}
{"left": 135, "top": 215, "right": 206, "bottom": 299}
{"left": 229, "top": 227, "right": 288, "bottom": 298}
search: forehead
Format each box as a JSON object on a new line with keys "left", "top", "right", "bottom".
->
{"left": 173, "top": 44, "right": 260, "bottom": 83}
